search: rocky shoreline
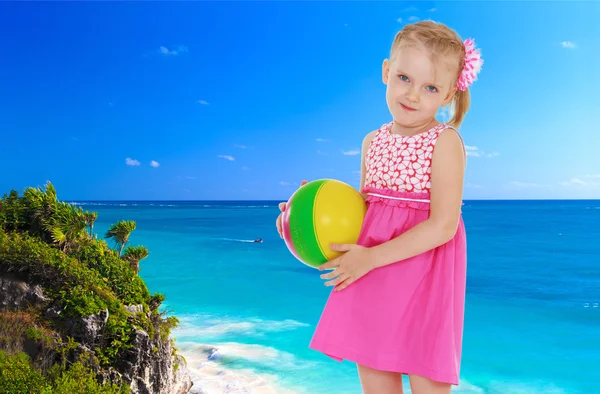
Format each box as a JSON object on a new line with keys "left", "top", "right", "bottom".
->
{"left": 1, "top": 273, "right": 194, "bottom": 394}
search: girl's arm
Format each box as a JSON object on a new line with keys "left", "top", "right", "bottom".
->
{"left": 368, "top": 129, "right": 466, "bottom": 269}
{"left": 359, "top": 131, "right": 377, "bottom": 199}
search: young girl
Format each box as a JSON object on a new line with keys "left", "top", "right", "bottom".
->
{"left": 276, "top": 20, "right": 482, "bottom": 394}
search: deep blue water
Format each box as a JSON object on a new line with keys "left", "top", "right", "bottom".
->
{"left": 74, "top": 199, "right": 600, "bottom": 393}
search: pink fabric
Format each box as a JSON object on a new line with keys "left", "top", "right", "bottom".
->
{"left": 309, "top": 122, "right": 467, "bottom": 385}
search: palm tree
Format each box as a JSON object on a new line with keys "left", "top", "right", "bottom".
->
{"left": 22, "top": 181, "right": 58, "bottom": 239}
{"left": 83, "top": 211, "right": 98, "bottom": 237}
{"left": 122, "top": 245, "right": 149, "bottom": 274}
{"left": 45, "top": 201, "right": 87, "bottom": 253}
{"left": 104, "top": 220, "right": 136, "bottom": 256}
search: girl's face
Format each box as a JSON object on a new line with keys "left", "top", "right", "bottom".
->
{"left": 382, "top": 44, "right": 458, "bottom": 130}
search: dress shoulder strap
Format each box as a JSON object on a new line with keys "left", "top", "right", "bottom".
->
{"left": 376, "top": 121, "right": 393, "bottom": 138}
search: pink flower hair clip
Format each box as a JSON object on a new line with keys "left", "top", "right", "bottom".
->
{"left": 457, "top": 38, "right": 483, "bottom": 91}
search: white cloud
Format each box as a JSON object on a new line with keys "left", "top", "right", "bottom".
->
{"left": 505, "top": 175, "right": 600, "bottom": 191}
{"left": 316, "top": 138, "right": 329, "bottom": 142}
{"left": 317, "top": 150, "right": 327, "bottom": 155}
{"left": 159, "top": 45, "right": 188, "bottom": 56}
{"left": 279, "top": 181, "right": 292, "bottom": 186}
{"left": 560, "top": 177, "right": 599, "bottom": 188}
{"left": 428, "top": 8, "right": 436, "bottom": 12}
{"left": 464, "top": 145, "right": 499, "bottom": 158}
{"left": 560, "top": 41, "right": 576, "bottom": 49}
{"left": 233, "top": 143, "right": 255, "bottom": 150}
{"left": 241, "top": 166, "right": 249, "bottom": 170}
{"left": 465, "top": 145, "right": 479, "bottom": 156}
{"left": 437, "top": 105, "right": 453, "bottom": 123}
{"left": 568, "top": 178, "right": 587, "bottom": 185}
{"left": 218, "top": 155, "right": 235, "bottom": 161}
{"left": 126, "top": 158, "right": 141, "bottom": 166}
{"left": 150, "top": 160, "right": 160, "bottom": 168}
{"left": 398, "top": 15, "right": 421, "bottom": 23}
{"left": 342, "top": 149, "right": 360, "bottom": 156}
{"left": 197, "top": 100, "right": 209, "bottom": 105}
{"left": 465, "top": 183, "right": 484, "bottom": 189}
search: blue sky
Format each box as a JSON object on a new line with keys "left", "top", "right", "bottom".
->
{"left": 1, "top": 1, "right": 598, "bottom": 201}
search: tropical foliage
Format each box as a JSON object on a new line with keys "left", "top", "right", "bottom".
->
{"left": 0, "top": 181, "right": 178, "bottom": 393}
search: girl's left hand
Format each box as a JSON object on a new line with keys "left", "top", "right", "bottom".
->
{"left": 318, "top": 243, "right": 374, "bottom": 291}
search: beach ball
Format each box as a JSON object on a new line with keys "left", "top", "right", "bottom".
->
{"left": 281, "top": 179, "right": 367, "bottom": 269}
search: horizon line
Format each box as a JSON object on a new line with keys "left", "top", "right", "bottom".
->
{"left": 64, "top": 198, "right": 600, "bottom": 202}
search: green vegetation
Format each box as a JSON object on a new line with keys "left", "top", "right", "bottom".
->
{"left": 0, "top": 181, "right": 180, "bottom": 393}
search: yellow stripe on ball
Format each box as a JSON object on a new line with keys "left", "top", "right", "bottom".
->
{"left": 313, "top": 180, "right": 368, "bottom": 261}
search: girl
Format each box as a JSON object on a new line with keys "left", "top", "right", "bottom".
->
{"left": 276, "top": 20, "right": 482, "bottom": 394}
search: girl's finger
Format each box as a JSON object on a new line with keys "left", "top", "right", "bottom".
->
{"left": 320, "top": 269, "right": 342, "bottom": 280}
{"left": 335, "top": 277, "right": 353, "bottom": 291}
{"left": 325, "top": 273, "right": 348, "bottom": 287}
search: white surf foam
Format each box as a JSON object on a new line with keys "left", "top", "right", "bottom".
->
{"left": 173, "top": 314, "right": 563, "bottom": 394}
{"left": 173, "top": 314, "right": 309, "bottom": 338}
{"left": 180, "top": 342, "right": 309, "bottom": 394}
{"left": 172, "top": 314, "right": 313, "bottom": 393}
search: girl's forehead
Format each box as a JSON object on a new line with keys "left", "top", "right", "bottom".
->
{"left": 392, "top": 46, "right": 458, "bottom": 83}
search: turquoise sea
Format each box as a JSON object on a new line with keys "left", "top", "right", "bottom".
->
{"left": 75, "top": 199, "right": 600, "bottom": 394}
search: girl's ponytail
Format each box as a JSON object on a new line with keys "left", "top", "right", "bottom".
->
{"left": 448, "top": 88, "right": 470, "bottom": 128}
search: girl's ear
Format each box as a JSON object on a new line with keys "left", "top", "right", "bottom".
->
{"left": 382, "top": 59, "right": 390, "bottom": 85}
{"left": 444, "top": 88, "right": 457, "bottom": 106}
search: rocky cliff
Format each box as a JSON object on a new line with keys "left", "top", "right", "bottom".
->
{"left": 1, "top": 274, "right": 193, "bottom": 394}
{"left": 0, "top": 182, "right": 194, "bottom": 393}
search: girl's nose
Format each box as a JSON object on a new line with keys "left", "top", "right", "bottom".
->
{"left": 405, "top": 87, "right": 420, "bottom": 102}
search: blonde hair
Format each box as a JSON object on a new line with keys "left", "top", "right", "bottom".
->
{"left": 390, "top": 20, "right": 470, "bottom": 128}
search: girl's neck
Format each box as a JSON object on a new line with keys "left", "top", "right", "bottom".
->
{"left": 390, "top": 118, "right": 440, "bottom": 137}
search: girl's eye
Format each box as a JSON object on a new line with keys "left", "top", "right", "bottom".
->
{"left": 426, "top": 86, "right": 438, "bottom": 92}
{"left": 398, "top": 75, "right": 409, "bottom": 82}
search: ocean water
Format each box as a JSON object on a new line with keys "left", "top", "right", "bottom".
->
{"left": 76, "top": 199, "right": 600, "bottom": 394}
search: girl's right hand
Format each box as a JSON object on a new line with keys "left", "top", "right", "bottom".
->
{"left": 276, "top": 180, "right": 308, "bottom": 238}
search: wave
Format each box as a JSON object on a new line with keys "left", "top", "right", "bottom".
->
{"left": 173, "top": 314, "right": 309, "bottom": 339}
{"left": 172, "top": 313, "right": 570, "bottom": 394}
{"left": 180, "top": 342, "right": 306, "bottom": 394}
{"left": 178, "top": 340, "right": 507, "bottom": 394}
{"left": 173, "top": 314, "right": 313, "bottom": 393}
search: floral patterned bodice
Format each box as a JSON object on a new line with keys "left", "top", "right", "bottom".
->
{"left": 364, "top": 122, "right": 457, "bottom": 194}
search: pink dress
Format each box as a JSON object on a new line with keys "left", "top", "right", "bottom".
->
{"left": 309, "top": 121, "right": 467, "bottom": 385}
